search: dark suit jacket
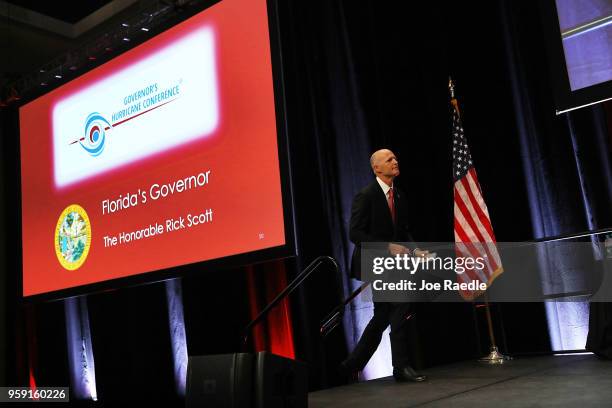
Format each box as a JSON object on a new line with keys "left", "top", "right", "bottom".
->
{"left": 349, "top": 179, "right": 415, "bottom": 280}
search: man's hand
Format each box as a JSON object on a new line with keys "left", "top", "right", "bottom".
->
{"left": 388, "top": 243, "right": 410, "bottom": 255}
{"left": 413, "top": 248, "right": 431, "bottom": 258}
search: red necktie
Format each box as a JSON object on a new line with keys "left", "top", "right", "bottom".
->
{"left": 388, "top": 187, "right": 396, "bottom": 223}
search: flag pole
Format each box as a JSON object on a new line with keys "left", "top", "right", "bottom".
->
{"left": 478, "top": 294, "right": 511, "bottom": 364}
{"left": 448, "top": 77, "right": 510, "bottom": 364}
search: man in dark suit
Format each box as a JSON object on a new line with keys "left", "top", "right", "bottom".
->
{"left": 341, "top": 148, "right": 427, "bottom": 382}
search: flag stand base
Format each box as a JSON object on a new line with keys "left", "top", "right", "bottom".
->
{"left": 479, "top": 346, "right": 512, "bottom": 364}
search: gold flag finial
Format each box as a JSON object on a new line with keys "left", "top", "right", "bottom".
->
{"left": 449, "top": 77, "right": 459, "bottom": 116}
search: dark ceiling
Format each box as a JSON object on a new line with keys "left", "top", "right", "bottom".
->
{"left": 5, "top": 0, "right": 113, "bottom": 24}
{"left": 0, "top": 0, "right": 204, "bottom": 101}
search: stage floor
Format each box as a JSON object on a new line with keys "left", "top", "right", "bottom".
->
{"left": 309, "top": 354, "right": 612, "bottom": 407}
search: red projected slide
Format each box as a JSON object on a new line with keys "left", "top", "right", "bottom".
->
{"left": 19, "top": 0, "right": 286, "bottom": 297}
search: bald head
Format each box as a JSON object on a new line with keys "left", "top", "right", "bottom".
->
{"left": 370, "top": 149, "right": 399, "bottom": 183}
{"left": 370, "top": 149, "right": 393, "bottom": 170}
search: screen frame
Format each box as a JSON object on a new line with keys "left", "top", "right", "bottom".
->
{"left": 17, "top": 0, "right": 297, "bottom": 302}
{"left": 539, "top": 0, "right": 612, "bottom": 114}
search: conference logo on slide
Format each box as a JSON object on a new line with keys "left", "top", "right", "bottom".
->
{"left": 70, "top": 83, "right": 181, "bottom": 157}
{"left": 54, "top": 204, "right": 92, "bottom": 270}
{"left": 53, "top": 27, "right": 219, "bottom": 187}
{"left": 77, "top": 113, "right": 112, "bottom": 156}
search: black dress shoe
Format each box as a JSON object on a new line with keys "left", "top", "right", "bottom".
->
{"left": 392, "top": 366, "right": 427, "bottom": 382}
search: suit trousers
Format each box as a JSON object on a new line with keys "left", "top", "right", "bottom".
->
{"left": 347, "top": 302, "right": 414, "bottom": 370}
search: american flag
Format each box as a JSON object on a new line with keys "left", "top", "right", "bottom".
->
{"left": 451, "top": 99, "right": 503, "bottom": 300}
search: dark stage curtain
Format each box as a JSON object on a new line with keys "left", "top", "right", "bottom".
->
{"left": 0, "top": 109, "right": 9, "bottom": 387}
{"left": 281, "top": 0, "right": 611, "bottom": 366}
{"left": 276, "top": 0, "right": 374, "bottom": 387}
{"left": 0, "top": 108, "right": 27, "bottom": 387}
{"left": 500, "top": 1, "right": 612, "bottom": 240}
{"left": 246, "top": 261, "right": 296, "bottom": 359}
{"left": 277, "top": 0, "right": 500, "bottom": 376}
{"left": 589, "top": 105, "right": 612, "bottom": 357}
{"left": 500, "top": 0, "right": 612, "bottom": 352}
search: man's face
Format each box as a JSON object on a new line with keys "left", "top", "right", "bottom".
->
{"left": 374, "top": 149, "right": 400, "bottom": 178}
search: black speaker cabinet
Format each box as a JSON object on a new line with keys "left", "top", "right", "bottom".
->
{"left": 254, "top": 352, "right": 308, "bottom": 408}
{"left": 186, "top": 352, "right": 307, "bottom": 408}
{"left": 186, "top": 353, "right": 254, "bottom": 408}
